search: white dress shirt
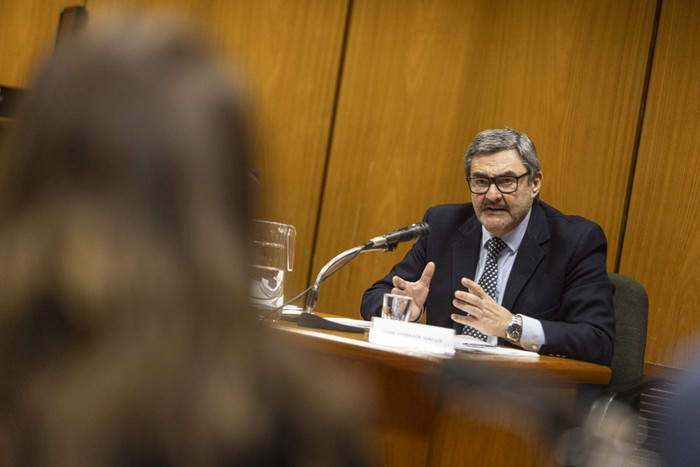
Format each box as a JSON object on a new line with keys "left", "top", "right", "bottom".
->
{"left": 476, "top": 209, "right": 545, "bottom": 351}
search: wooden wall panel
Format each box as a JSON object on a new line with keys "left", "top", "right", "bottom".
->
{"left": 311, "top": 0, "right": 656, "bottom": 318}
{"left": 203, "top": 1, "right": 349, "bottom": 302}
{"left": 86, "top": 0, "right": 349, "bottom": 300}
{"left": 0, "top": 0, "right": 83, "bottom": 86}
{"left": 620, "top": 0, "right": 700, "bottom": 368}
{"left": 7, "top": 0, "right": 699, "bottom": 373}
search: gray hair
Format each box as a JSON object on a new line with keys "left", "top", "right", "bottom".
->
{"left": 463, "top": 128, "right": 540, "bottom": 180}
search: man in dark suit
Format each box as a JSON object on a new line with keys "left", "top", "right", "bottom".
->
{"left": 360, "top": 128, "right": 615, "bottom": 365}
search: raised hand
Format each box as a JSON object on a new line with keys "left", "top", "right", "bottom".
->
{"left": 451, "top": 277, "right": 511, "bottom": 337}
{"left": 391, "top": 262, "right": 435, "bottom": 321}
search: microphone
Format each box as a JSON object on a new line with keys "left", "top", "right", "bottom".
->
{"left": 303, "top": 221, "right": 429, "bottom": 314}
{"left": 367, "top": 222, "right": 430, "bottom": 248}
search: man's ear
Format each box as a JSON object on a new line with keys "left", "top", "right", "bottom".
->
{"left": 531, "top": 171, "right": 543, "bottom": 197}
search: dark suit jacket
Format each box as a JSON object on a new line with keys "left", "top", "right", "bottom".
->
{"left": 360, "top": 201, "right": 615, "bottom": 365}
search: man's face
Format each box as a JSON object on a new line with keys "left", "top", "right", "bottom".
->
{"left": 469, "top": 149, "right": 542, "bottom": 237}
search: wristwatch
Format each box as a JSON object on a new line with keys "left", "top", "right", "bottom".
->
{"left": 505, "top": 314, "right": 523, "bottom": 343}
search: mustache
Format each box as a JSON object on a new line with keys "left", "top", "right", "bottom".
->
{"left": 481, "top": 200, "right": 507, "bottom": 209}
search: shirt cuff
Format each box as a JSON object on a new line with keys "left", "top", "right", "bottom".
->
{"left": 410, "top": 306, "right": 425, "bottom": 323}
{"left": 518, "top": 314, "right": 545, "bottom": 352}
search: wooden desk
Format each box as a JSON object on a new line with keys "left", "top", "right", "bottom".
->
{"left": 269, "top": 314, "right": 610, "bottom": 467}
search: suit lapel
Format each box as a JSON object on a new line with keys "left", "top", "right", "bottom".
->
{"left": 452, "top": 217, "right": 482, "bottom": 297}
{"left": 449, "top": 217, "right": 481, "bottom": 332}
{"left": 502, "top": 203, "right": 549, "bottom": 310}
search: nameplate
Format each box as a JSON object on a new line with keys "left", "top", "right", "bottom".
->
{"left": 369, "top": 318, "right": 456, "bottom": 355}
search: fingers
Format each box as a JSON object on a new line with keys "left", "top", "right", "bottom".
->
{"left": 452, "top": 277, "right": 488, "bottom": 317}
{"left": 461, "top": 277, "right": 487, "bottom": 298}
{"left": 391, "top": 275, "right": 406, "bottom": 290}
{"left": 419, "top": 262, "right": 435, "bottom": 287}
{"left": 450, "top": 312, "right": 474, "bottom": 326}
{"left": 392, "top": 261, "right": 436, "bottom": 292}
{"left": 452, "top": 293, "right": 480, "bottom": 318}
{"left": 391, "top": 276, "right": 414, "bottom": 301}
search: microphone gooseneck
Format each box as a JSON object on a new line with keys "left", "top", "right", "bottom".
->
{"left": 304, "top": 222, "right": 429, "bottom": 313}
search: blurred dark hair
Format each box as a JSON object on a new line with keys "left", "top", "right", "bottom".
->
{"left": 0, "top": 11, "right": 370, "bottom": 466}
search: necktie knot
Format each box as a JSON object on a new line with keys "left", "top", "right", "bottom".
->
{"left": 486, "top": 237, "right": 507, "bottom": 257}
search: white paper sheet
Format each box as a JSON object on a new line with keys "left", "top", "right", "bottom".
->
{"left": 324, "top": 317, "right": 373, "bottom": 329}
{"left": 454, "top": 342, "right": 540, "bottom": 358}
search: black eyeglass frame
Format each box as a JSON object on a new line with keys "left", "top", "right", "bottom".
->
{"left": 467, "top": 171, "right": 530, "bottom": 194}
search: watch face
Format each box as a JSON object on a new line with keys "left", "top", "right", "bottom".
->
{"left": 507, "top": 321, "right": 522, "bottom": 340}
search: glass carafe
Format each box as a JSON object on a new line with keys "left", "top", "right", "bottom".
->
{"left": 250, "top": 220, "right": 296, "bottom": 309}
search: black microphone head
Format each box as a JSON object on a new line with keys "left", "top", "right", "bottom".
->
{"left": 368, "top": 221, "right": 430, "bottom": 248}
{"left": 387, "top": 222, "right": 429, "bottom": 244}
{"left": 415, "top": 222, "right": 430, "bottom": 239}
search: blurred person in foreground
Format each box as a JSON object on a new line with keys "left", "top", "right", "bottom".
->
{"left": 361, "top": 128, "right": 615, "bottom": 365}
{"left": 0, "top": 11, "right": 370, "bottom": 466}
{"left": 660, "top": 354, "right": 700, "bottom": 467}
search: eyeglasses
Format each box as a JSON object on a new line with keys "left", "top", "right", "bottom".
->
{"left": 467, "top": 172, "right": 529, "bottom": 194}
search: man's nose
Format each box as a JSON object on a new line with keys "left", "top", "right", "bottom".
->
{"left": 485, "top": 182, "right": 502, "bottom": 199}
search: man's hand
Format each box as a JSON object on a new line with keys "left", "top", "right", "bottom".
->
{"left": 451, "top": 277, "right": 511, "bottom": 337}
{"left": 391, "top": 262, "right": 435, "bottom": 321}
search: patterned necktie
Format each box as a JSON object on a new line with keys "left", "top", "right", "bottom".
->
{"left": 462, "top": 237, "right": 507, "bottom": 341}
